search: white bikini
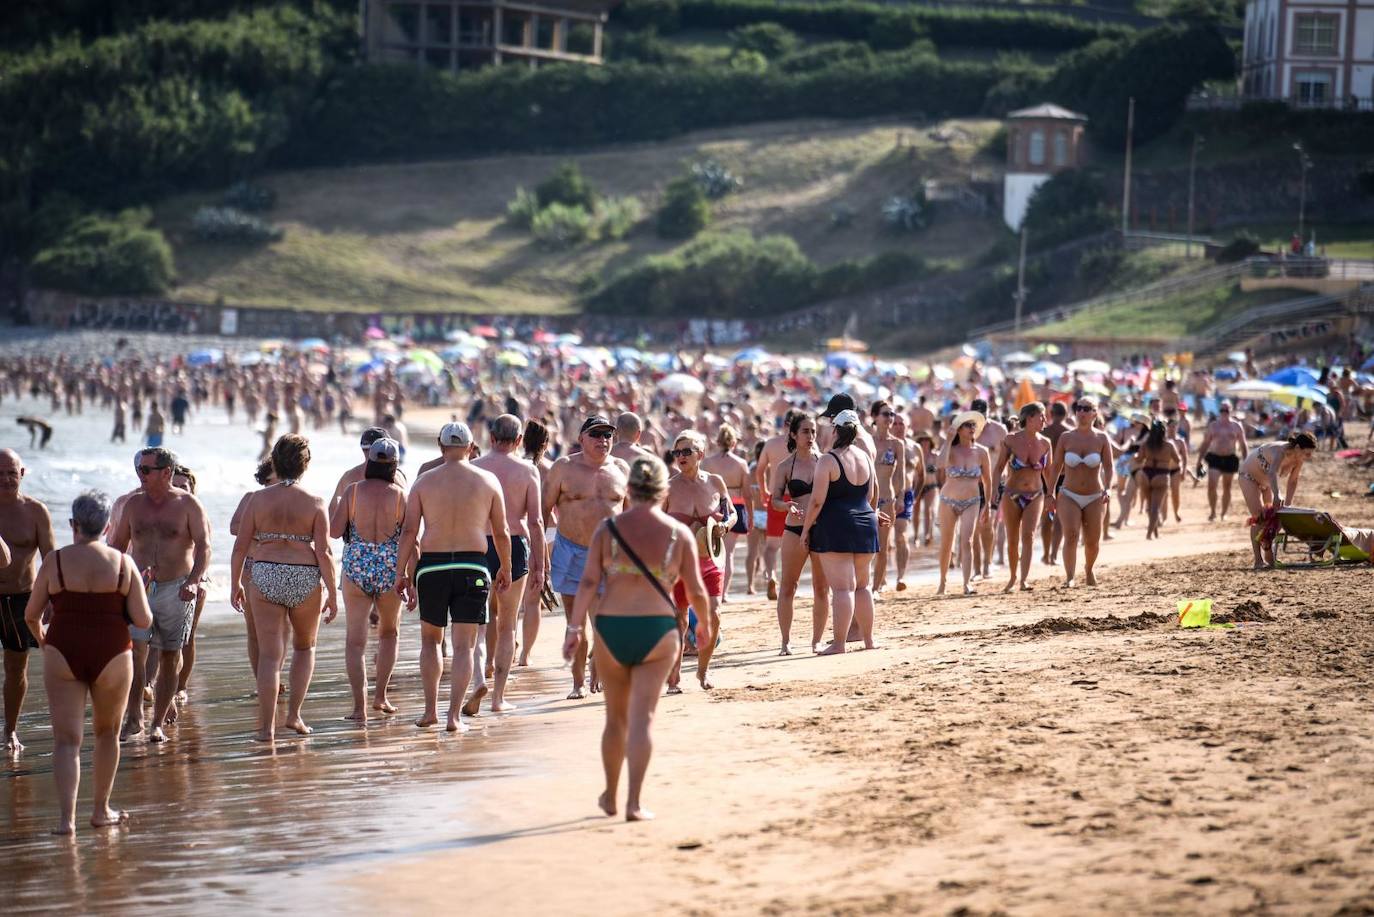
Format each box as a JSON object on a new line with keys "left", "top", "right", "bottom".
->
{"left": 1060, "top": 451, "right": 1105, "bottom": 509}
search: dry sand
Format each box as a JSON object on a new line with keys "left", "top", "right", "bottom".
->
{"left": 241, "top": 452, "right": 1374, "bottom": 915}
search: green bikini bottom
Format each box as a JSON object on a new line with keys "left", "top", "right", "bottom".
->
{"left": 594, "top": 615, "right": 679, "bottom": 667}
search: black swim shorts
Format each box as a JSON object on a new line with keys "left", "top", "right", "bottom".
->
{"left": 1204, "top": 452, "right": 1240, "bottom": 474}
{"left": 485, "top": 535, "right": 529, "bottom": 582}
{"left": 0, "top": 593, "right": 37, "bottom": 653}
{"left": 416, "top": 552, "right": 490, "bottom": 627}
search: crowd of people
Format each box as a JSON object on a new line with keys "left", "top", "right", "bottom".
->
{"left": 0, "top": 336, "right": 1363, "bottom": 835}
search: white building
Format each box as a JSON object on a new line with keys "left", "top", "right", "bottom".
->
{"left": 1242, "top": 0, "right": 1374, "bottom": 105}
{"left": 1003, "top": 104, "right": 1087, "bottom": 231}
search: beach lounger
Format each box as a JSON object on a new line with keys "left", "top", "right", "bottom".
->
{"left": 1273, "top": 507, "right": 1374, "bottom": 568}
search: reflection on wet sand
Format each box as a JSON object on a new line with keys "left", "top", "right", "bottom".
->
{"left": 1, "top": 613, "right": 564, "bottom": 912}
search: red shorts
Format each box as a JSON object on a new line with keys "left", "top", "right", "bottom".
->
{"left": 765, "top": 505, "right": 787, "bottom": 538}
{"left": 673, "top": 556, "right": 723, "bottom": 608}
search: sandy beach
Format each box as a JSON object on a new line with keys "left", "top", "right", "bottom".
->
{"left": 6, "top": 452, "right": 1365, "bottom": 913}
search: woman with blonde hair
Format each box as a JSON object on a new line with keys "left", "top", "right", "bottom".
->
{"left": 936, "top": 411, "right": 994, "bottom": 596}
{"left": 701, "top": 423, "right": 752, "bottom": 602}
{"left": 992, "top": 402, "right": 1054, "bottom": 592}
{"left": 565, "top": 456, "right": 710, "bottom": 821}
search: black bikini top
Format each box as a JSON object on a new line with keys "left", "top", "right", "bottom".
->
{"left": 786, "top": 454, "right": 813, "bottom": 498}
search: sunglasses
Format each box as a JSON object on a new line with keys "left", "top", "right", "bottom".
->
{"left": 671, "top": 447, "right": 697, "bottom": 458}
{"left": 1074, "top": 406, "right": 1095, "bottom": 414}
{"left": 879, "top": 411, "right": 896, "bottom": 418}
{"left": 584, "top": 430, "right": 613, "bottom": 440}
{"left": 137, "top": 464, "right": 168, "bottom": 476}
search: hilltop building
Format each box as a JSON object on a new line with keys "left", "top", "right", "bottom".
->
{"left": 1241, "top": 0, "right": 1374, "bottom": 105}
{"left": 1003, "top": 103, "right": 1087, "bottom": 231}
{"left": 361, "top": 0, "right": 614, "bottom": 71}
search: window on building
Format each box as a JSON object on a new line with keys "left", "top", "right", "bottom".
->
{"left": 1293, "top": 14, "right": 1338, "bottom": 55}
{"left": 425, "top": 5, "right": 452, "bottom": 45}
{"left": 535, "top": 17, "right": 557, "bottom": 50}
{"left": 1028, "top": 129, "right": 1046, "bottom": 166}
{"left": 384, "top": 3, "right": 421, "bottom": 45}
{"left": 1053, "top": 131, "right": 1069, "bottom": 167}
{"left": 502, "top": 14, "right": 527, "bottom": 47}
{"left": 1294, "top": 70, "right": 1333, "bottom": 104}
{"left": 458, "top": 9, "right": 491, "bottom": 46}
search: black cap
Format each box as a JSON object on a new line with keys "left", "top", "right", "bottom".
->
{"left": 580, "top": 415, "right": 615, "bottom": 435}
{"left": 360, "top": 426, "right": 389, "bottom": 447}
{"left": 819, "top": 393, "right": 854, "bottom": 419}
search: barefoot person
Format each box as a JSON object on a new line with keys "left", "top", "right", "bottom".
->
{"left": 24, "top": 492, "right": 152, "bottom": 835}
{"left": 869, "top": 402, "right": 905, "bottom": 594}
{"left": 518, "top": 419, "right": 554, "bottom": 667}
{"left": 229, "top": 458, "right": 280, "bottom": 684}
{"left": 1239, "top": 432, "right": 1318, "bottom": 569}
{"left": 664, "top": 431, "right": 732, "bottom": 690}
{"left": 470, "top": 415, "right": 545, "bottom": 714}
{"left": 396, "top": 422, "right": 510, "bottom": 732}
{"left": 329, "top": 438, "right": 406, "bottom": 722}
{"left": 229, "top": 435, "right": 337, "bottom": 742}
{"left": 889, "top": 413, "right": 923, "bottom": 592}
{"left": 1197, "top": 401, "right": 1248, "bottom": 522}
{"left": 936, "top": 412, "right": 993, "bottom": 596}
{"left": 168, "top": 466, "right": 207, "bottom": 709}
{"left": 972, "top": 399, "right": 1008, "bottom": 581}
{"left": 701, "top": 424, "right": 752, "bottom": 603}
{"left": 543, "top": 416, "right": 629, "bottom": 699}
{"left": 563, "top": 456, "right": 710, "bottom": 822}
{"left": 1039, "top": 402, "right": 1069, "bottom": 566}
{"left": 0, "top": 449, "right": 56, "bottom": 754}
{"left": 1049, "top": 400, "right": 1114, "bottom": 588}
{"left": 770, "top": 413, "right": 828, "bottom": 654}
{"left": 1133, "top": 421, "right": 1181, "bottom": 541}
{"left": 610, "top": 412, "right": 654, "bottom": 464}
{"left": 800, "top": 410, "right": 881, "bottom": 652}
{"left": 993, "top": 403, "right": 1053, "bottom": 592}
{"left": 754, "top": 410, "right": 800, "bottom": 602}
{"left": 110, "top": 447, "right": 210, "bottom": 742}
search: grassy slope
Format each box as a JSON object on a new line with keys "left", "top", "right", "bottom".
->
{"left": 1033, "top": 282, "right": 1299, "bottom": 339}
{"left": 160, "top": 117, "right": 1005, "bottom": 314}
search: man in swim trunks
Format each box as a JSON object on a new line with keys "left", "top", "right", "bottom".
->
{"left": 610, "top": 412, "right": 655, "bottom": 464}
{"left": 753, "top": 410, "right": 801, "bottom": 602}
{"left": 1196, "top": 401, "right": 1248, "bottom": 522}
{"left": 542, "top": 415, "right": 629, "bottom": 699}
{"left": 110, "top": 446, "right": 211, "bottom": 742}
{"left": 469, "top": 415, "right": 544, "bottom": 715}
{"left": 397, "top": 422, "right": 511, "bottom": 733}
{"left": 0, "top": 449, "right": 56, "bottom": 755}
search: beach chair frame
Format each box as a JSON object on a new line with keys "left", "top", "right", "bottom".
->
{"left": 1273, "top": 508, "right": 1370, "bottom": 569}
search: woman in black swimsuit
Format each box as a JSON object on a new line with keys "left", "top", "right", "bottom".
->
{"left": 1131, "top": 421, "right": 1180, "bottom": 541}
{"left": 768, "top": 413, "right": 829, "bottom": 655}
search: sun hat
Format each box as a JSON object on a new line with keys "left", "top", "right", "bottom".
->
{"left": 950, "top": 410, "right": 987, "bottom": 439}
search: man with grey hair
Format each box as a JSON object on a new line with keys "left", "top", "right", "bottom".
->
{"left": 0, "top": 449, "right": 56, "bottom": 755}
{"left": 111, "top": 446, "right": 211, "bottom": 742}
{"left": 610, "top": 412, "right": 653, "bottom": 464}
{"left": 467, "top": 414, "right": 544, "bottom": 714}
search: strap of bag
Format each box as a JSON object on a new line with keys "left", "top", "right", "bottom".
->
{"left": 606, "top": 520, "right": 678, "bottom": 614}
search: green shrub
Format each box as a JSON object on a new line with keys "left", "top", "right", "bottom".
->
{"left": 595, "top": 196, "right": 645, "bottom": 240}
{"left": 618, "top": 0, "right": 682, "bottom": 33}
{"left": 31, "top": 209, "right": 174, "bottom": 295}
{"left": 506, "top": 187, "right": 541, "bottom": 228}
{"left": 1216, "top": 232, "right": 1259, "bottom": 264}
{"left": 222, "top": 180, "right": 277, "bottom": 212}
{"left": 691, "top": 159, "right": 742, "bottom": 198}
{"left": 729, "top": 49, "right": 768, "bottom": 72}
{"left": 531, "top": 203, "right": 595, "bottom": 248}
{"left": 866, "top": 13, "right": 924, "bottom": 51}
{"left": 730, "top": 22, "right": 799, "bottom": 58}
{"left": 1075, "top": 246, "right": 1125, "bottom": 285}
{"left": 191, "top": 206, "right": 284, "bottom": 243}
{"left": 657, "top": 176, "right": 711, "bottom": 239}
{"left": 535, "top": 162, "right": 598, "bottom": 210}
{"left": 862, "top": 250, "right": 927, "bottom": 287}
{"left": 776, "top": 41, "right": 873, "bottom": 74}
{"left": 607, "top": 28, "right": 693, "bottom": 65}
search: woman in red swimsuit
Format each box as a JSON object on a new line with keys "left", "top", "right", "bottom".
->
{"left": 25, "top": 491, "right": 152, "bottom": 835}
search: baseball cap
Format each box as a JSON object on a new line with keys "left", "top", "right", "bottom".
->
{"left": 439, "top": 422, "right": 473, "bottom": 447}
{"left": 820, "top": 393, "right": 854, "bottom": 418}
{"left": 580, "top": 415, "right": 614, "bottom": 435}
{"left": 366, "top": 438, "right": 400, "bottom": 463}
{"left": 833, "top": 409, "right": 861, "bottom": 427}
{"left": 360, "top": 426, "right": 389, "bottom": 447}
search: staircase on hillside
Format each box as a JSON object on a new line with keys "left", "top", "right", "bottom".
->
{"left": 1177, "top": 282, "right": 1374, "bottom": 359}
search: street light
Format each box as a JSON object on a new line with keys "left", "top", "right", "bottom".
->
{"left": 1294, "top": 141, "right": 1313, "bottom": 244}
{"left": 1186, "top": 133, "right": 1204, "bottom": 258}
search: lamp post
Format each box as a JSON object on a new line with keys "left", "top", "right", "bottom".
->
{"left": 1293, "top": 141, "right": 1312, "bottom": 243}
{"left": 1186, "top": 133, "right": 1203, "bottom": 259}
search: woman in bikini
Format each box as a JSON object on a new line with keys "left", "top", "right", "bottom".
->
{"left": 229, "top": 457, "right": 279, "bottom": 686}
{"left": 1049, "top": 399, "right": 1115, "bottom": 587}
{"left": 993, "top": 402, "right": 1054, "bottom": 592}
{"left": 563, "top": 456, "right": 710, "bottom": 822}
{"left": 329, "top": 437, "right": 406, "bottom": 722}
{"left": 24, "top": 491, "right": 153, "bottom": 835}
{"left": 230, "top": 434, "right": 338, "bottom": 742}
{"left": 769, "top": 413, "right": 829, "bottom": 655}
{"left": 1238, "top": 432, "right": 1318, "bottom": 569}
{"left": 936, "top": 411, "right": 994, "bottom": 596}
{"left": 914, "top": 430, "right": 940, "bottom": 547}
{"left": 744, "top": 441, "right": 768, "bottom": 596}
{"left": 1130, "top": 421, "right": 1181, "bottom": 541}
{"left": 701, "top": 424, "right": 752, "bottom": 603}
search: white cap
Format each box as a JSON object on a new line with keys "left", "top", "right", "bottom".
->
{"left": 439, "top": 422, "right": 473, "bottom": 447}
{"left": 833, "top": 409, "right": 861, "bottom": 427}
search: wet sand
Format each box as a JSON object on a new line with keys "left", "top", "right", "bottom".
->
{"left": 4, "top": 451, "right": 1372, "bottom": 913}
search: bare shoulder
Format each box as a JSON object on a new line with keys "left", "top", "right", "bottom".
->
{"left": 470, "top": 463, "right": 502, "bottom": 490}
{"left": 606, "top": 456, "right": 631, "bottom": 477}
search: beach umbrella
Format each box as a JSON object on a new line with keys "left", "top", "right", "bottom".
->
{"left": 825, "top": 351, "right": 868, "bottom": 373}
{"left": 732, "top": 346, "right": 771, "bottom": 364}
{"left": 1227, "top": 351, "right": 1248, "bottom": 364}
{"left": 1002, "top": 351, "right": 1036, "bottom": 365}
{"left": 846, "top": 377, "right": 876, "bottom": 398}
{"left": 236, "top": 351, "right": 265, "bottom": 366}
{"left": 1361, "top": 355, "right": 1374, "bottom": 371}
{"left": 825, "top": 337, "right": 867, "bottom": 352}
{"left": 1222, "top": 380, "right": 1282, "bottom": 400}
{"left": 532, "top": 330, "right": 559, "bottom": 344}
{"left": 1077, "top": 380, "right": 1110, "bottom": 396}
{"left": 441, "top": 344, "right": 482, "bottom": 362}
{"left": 982, "top": 365, "right": 1005, "bottom": 385}
{"left": 1012, "top": 369, "right": 1047, "bottom": 385}
{"left": 397, "top": 361, "right": 435, "bottom": 378}
{"left": 186, "top": 348, "right": 222, "bottom": 366}
{"left": 555, "top": 333, "right": 583, "bottom": 345}
{"left": 259, "top": 339, "right": 285, "bottom": 352}
{"left": 363, "top": 326, "right": 387, "bottom": 341}
{"left": 1032, "top": 343, "right": 1061, "bottom": 356}
{"left": 1067, "top": 358, "right": 1111, "bottom": 375}
{"left": 1213, "top": 367, "right": 1240, "bottom": 380}
{"left": 1029, "top": 360, "right": 1065, "bottom": 380}
{"left": 496, "top": 350, "right": 530, "bottom": 368}
{"left": 1264, "top": 365, "right": 1319, "bottom": 387}
{"left": 297, "top": 337, "right": 329, "bottom": 352}
{"left": 471, "top": 325, "right": 500, "bottom": 339}
{"left": 658, "top": 373, "right": 705, "bottom": 396}
{"left": 405, "top": 349, "right": 444, "bottom": 372}
{"left": 371, "top": 339, "right": 399, "bottom": 353}
{"left": 1272, "top": 384, "right": 1329, "bottom": 406}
